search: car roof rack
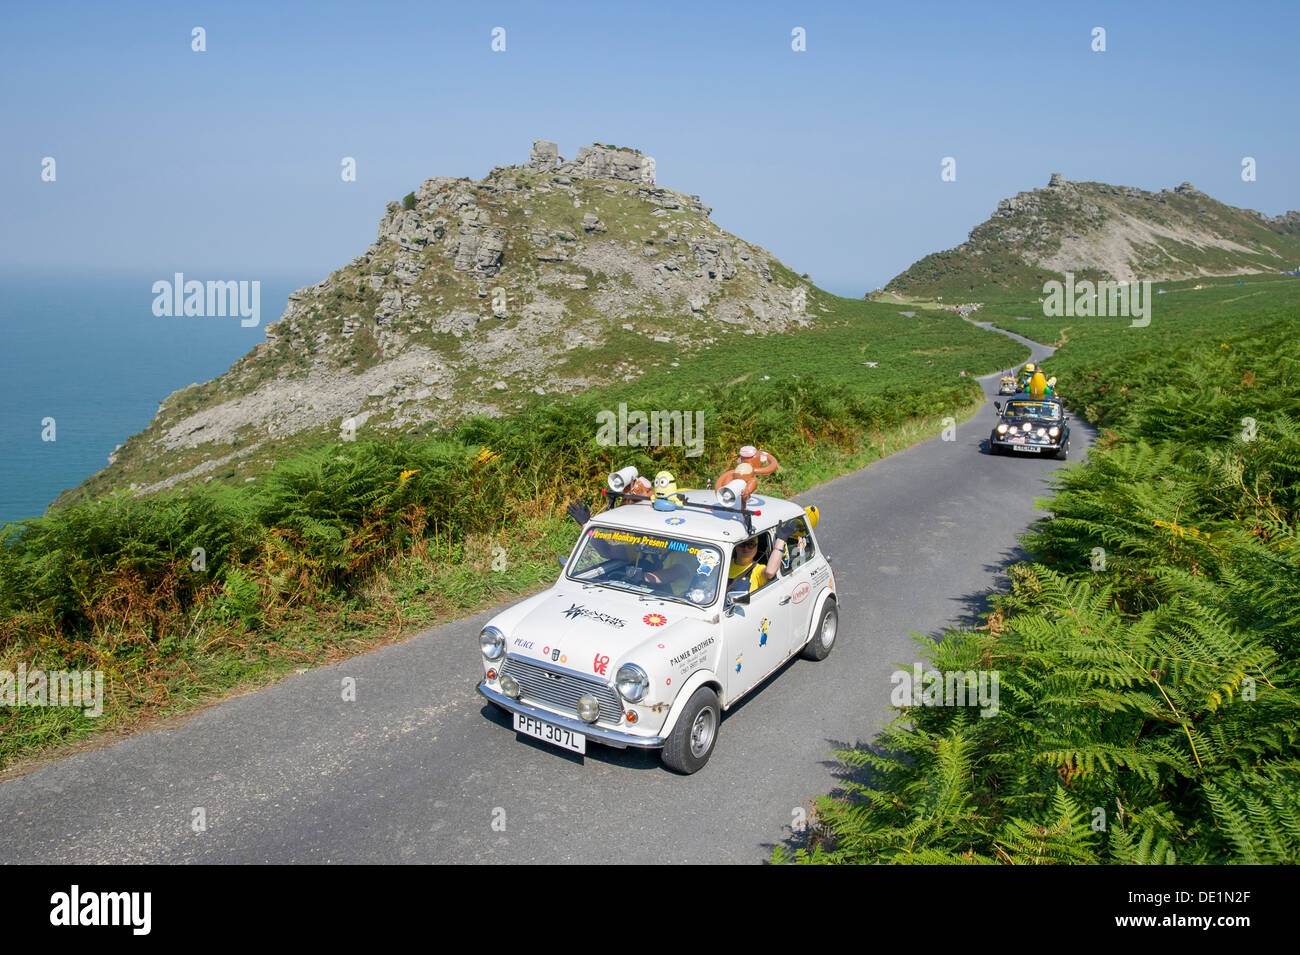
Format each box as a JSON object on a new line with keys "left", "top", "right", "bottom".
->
{"left": 601, "top": 488, "right": 758, "bottom": 536}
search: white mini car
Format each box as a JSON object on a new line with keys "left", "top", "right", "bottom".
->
{"left": 476, "top": 481, "right": 838, "bottom": 773}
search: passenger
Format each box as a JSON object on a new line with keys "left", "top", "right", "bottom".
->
{"left": 726, "top": 535, "right": 786, "bottom": 596}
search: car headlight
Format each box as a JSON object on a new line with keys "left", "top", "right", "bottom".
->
{"left": 480, "top": 626, "right": 506, "bottom": 660}
{"left": 996, "top": 424, "right": 1009, "bottom": 434}
{"left": 1036, "top": 428, "right": 1047, "bottom": 438}
{"left": 616, "top": 664, "right": 649, "bottom": 702}
{"left": 1022, "top": 422, "right": 1032, "bottom": 432}
{"left": 1048, "top": 426, "right": 1060, "bottom": 437}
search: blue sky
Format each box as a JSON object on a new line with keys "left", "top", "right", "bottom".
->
{"left": 2, "top": 0, "right": 1297, "bottom": 295}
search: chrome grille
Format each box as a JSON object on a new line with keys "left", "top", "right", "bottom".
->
{"left": 501, "top": 656, "right": 624, "bottom": 726}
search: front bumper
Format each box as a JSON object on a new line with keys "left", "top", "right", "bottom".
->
{"left": 991, "top": 433, "right": 1061, "bottom": 453}
{"left": 477, "top": 682, "right": 668, "bottom": 750}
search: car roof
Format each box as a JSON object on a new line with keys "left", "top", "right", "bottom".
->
{"left": 588, "top": 488, "right": 805, "bottom": 544}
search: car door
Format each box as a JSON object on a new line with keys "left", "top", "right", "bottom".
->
{"left": 778, "top": 516, "right": 819, "bottom": 654}
{"left": 722, "top": 534, "right": 792, "bottom": 702}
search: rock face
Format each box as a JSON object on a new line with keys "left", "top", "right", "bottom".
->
{"left": 526, "top": 139, "right": 559, "bottom": 172}
{"left": 887, "top": 174, "right": 1300, "bottom": 294}
{"left": 526, "top": 141, "right": 652, "bottom": 184}
{"left": 75, "top": 140, "right": 816, "bottom": 502}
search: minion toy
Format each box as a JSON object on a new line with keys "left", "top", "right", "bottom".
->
{"left": 1018, "top": 362, "right": 1037, "bottom": 391}
{"left": 1028, "top": 370, "right": 1048, "bottom": 398}
{"left": 652, "top": 471, "right": 687, "bottom": 510}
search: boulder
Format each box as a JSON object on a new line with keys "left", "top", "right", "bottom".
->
{"left": 526, "top": 140, "right": 559, "bottom": 173}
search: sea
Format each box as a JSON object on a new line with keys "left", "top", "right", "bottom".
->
{"left": 0, "top": 269, "right": 316, "bottom": 524}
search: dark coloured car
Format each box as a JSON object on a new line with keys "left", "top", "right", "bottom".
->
{"left": 989, "top": 396, "right": 1071, "bottom": 458}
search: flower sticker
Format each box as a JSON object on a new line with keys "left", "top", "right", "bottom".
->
{"left": 643, "top": 613, "right": 668, "bottom": 627}
{"left": 665, "top": 516, "right": 686, "bottom": 526}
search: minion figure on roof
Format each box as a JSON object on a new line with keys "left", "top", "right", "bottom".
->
{"left": 651, "top": 471, "right": 688, "bottom": 510}
{"left": 1017, "top": 362, "right": 1037, "bottom": 392}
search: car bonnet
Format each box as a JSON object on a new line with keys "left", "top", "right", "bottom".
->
{"left": 502, "top": 586, "right": 707, "bottom": 677}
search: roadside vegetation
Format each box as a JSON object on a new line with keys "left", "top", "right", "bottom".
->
{"left": 779, "top": 277, "right": 1300, "bottom": 864}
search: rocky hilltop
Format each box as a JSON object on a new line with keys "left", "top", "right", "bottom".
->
{"left": 886, "top": 174, "right": 1300, "bottom": 296}
{"left": 75, "top": 141, "right": 815, "bottom": 502}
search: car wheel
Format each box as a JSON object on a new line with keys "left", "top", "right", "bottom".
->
{"left": 1055, "top": 437, "right": 1070, "bottom": 459}
{"left": 661, "top": 686, "right": 720, "bottom": 775}
{"left": 801, "top": 599, "right": 838, "bottom": 661}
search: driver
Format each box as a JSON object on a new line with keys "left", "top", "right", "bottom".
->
{"left": 578, "top": 529, "right": 697, "bottom": 598}
{"left": 642, "top": 549, "right": 695, "bottom": 594}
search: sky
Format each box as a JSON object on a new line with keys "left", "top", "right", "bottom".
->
{"left": 2, "top": 0, "right": 1297, "bottom": 296}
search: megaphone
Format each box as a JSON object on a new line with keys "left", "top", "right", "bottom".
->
{"left": 608, "top": 466, "right": 639, "bottom": 493}
{"left": 716, "top": 479, "right": 748, "bottom": 509}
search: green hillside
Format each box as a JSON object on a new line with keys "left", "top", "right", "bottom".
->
{"left": 884, "top": 176, "right": 1300, "bottom": 299}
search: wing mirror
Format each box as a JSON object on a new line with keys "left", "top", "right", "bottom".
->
{"left": 993, "top": 401, "right": 1002, "bottom": 412}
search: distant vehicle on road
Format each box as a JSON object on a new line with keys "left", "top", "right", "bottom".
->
{"left": 989, "top": 396, "right": 1071, "bottom": 458}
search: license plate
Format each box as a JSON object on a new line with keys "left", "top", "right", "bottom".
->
{"left": 514, "top": 712, "right": 586, "bottom": 754}
{"left": 1011, "top": 445, "right": 1039, "bottom": 453}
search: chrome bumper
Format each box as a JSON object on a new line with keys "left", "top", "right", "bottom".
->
{"left": 477, "top": 682, "right": 667, "bottom": 750}
{"left": 992, "top": 437, "right": 1056, "bottom": 451}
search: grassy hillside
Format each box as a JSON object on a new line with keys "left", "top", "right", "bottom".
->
{"left": 975, "top": 273, "right": 1300, "bottom": 391}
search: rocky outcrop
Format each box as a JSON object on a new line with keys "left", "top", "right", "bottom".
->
{"left": 525, "top": 139, "right": 559, "bottom": 172}
{"left": 76, "top": 140, "right": 816, "bottom": 500}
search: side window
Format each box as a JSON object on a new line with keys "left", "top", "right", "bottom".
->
{"left": 781, "top": 518, "right": 816, "bottom": 574}
{"left": 750, "top": 531, "right": 776, "bottom": 593}
{"left": 730, "top": 531, "right": 774, "bottom": 595}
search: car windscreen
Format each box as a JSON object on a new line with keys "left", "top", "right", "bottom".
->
{"left": 568, "top": 526, "right": 723, "bottom": 606}
{"left": 1004, "top": 400, "right": 1061, "bottom": 420}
